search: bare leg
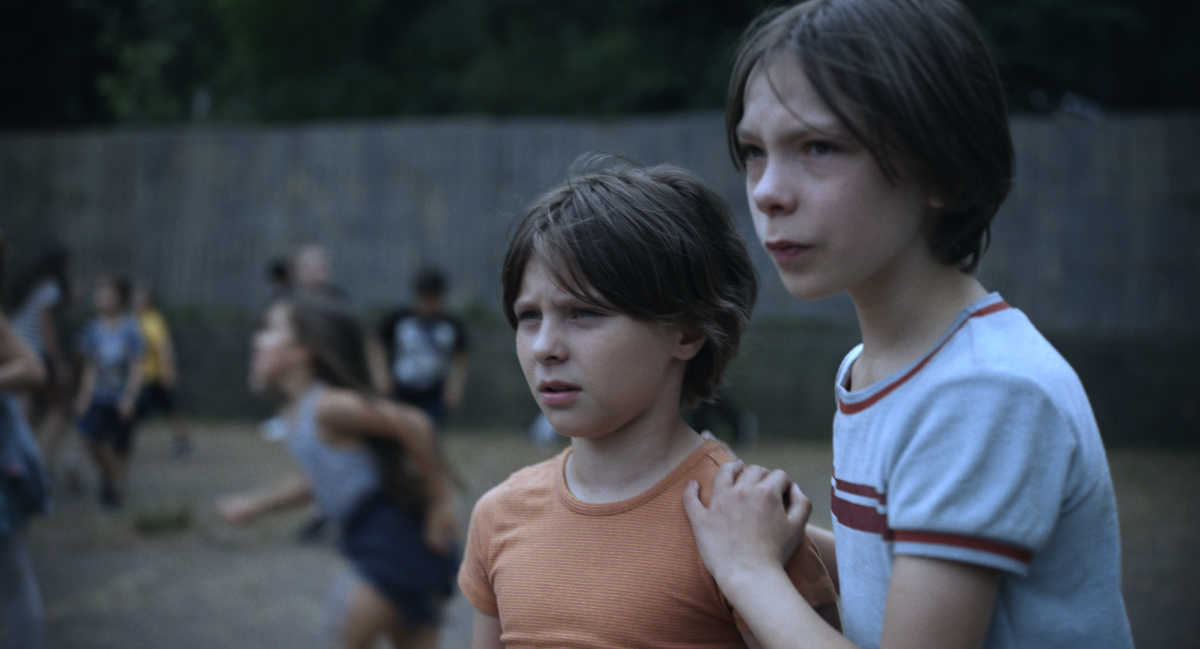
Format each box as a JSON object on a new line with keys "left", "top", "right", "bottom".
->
{"left": 388, "top": 622, "right": 439, "bottom": 649}
{"left": 36, "top": 406, "right": 67, "bottom": 471}
{"left": 168, "top": 414, "right": 192, "bottom": 457}
{"left": 84, "top": 440, "right": 123, "bottom": 506}
{"left": 334, "top": 577, "right": 398, "bottom": 649}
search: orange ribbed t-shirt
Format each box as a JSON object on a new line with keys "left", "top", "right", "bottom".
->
{"left": 458, "top": 439, "right": 840, "bottom": 648}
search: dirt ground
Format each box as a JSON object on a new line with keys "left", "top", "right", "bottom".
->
{"left": 27, "top": 422, "right": 1200, "bottom": 648}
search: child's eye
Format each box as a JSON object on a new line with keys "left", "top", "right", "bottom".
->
{"left": 570, "top": 308, "right": 605, "bottom": 320}
{"left": 515, "top": 309, "right": 540, "bottom": 322}
{"left": 738, "top": 143, "right": 765, "bottom": 163}
{"left": 805, "top": 141, "right": 837, "bottom": 156}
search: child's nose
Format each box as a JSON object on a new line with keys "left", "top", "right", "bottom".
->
{"left": 752, "top": 159, "right": 798, "bottom": 217}
{"left": 532, "top": 319, "right": 567, "bottom": 364}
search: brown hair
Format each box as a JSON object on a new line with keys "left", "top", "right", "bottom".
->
{"left": 727, "top": 0, "right": 1014, "bottom": 272}
{"left": 283, "top": 292, "right": 428, "bottom": 513}
{"left": 501, "top": 156, "right": 757, "bottom": 407}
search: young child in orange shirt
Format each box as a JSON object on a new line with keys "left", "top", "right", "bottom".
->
{"left": 459, "top": 158, "right": 840, "bottom": 649}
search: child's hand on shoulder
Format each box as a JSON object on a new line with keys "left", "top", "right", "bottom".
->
{"left": 683, "top": 460, "right": 811, "bottom": 587}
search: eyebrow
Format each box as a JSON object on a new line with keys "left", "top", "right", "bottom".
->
{"left": 736, "top": 119, "right": 846, "bottom": 143}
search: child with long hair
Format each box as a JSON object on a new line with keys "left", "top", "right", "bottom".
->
{"left": 460, "top": 158, "right": 839, "bottom": 648}
{"left": 218, "top": 292, "right": 458, "bottom": 649}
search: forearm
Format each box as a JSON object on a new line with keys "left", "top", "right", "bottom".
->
{"left": 365, "top": 337, "right": 392, "bottom": 395}
{"left": 722, "top": 565, "right": 856, "bottom": 649}
{"left": 246, "top": 476, "right": 313, "bottom": 519}
{"left": 0, "top": 320, "right": 46, "bottom": 390}
{"left": 0, "top": 350, "right": 45, "bottom": 390}
{"left": 76, "top": 365, "right": 97, "bottom": 407}
{"left": 161, "top": 335, "right": 178, "bottom": 385}
{"left": 443, "top": 355, "right": 468, "bottom": 405}
{"left": 122, "top": 364, "right": 144, "bottom": 403}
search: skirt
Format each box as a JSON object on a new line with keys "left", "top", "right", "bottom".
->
{"left": 339, "top": 491, "right": 458, "bottom": 625}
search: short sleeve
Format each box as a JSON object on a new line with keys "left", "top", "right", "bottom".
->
{"left": 886, "top": 374, "right": 1078, "bottom": 576}
{"left": 785, "top": 537, "right": 841, "bottom": 629}
{"left": 457, "top": 494, "right": 499, "bottom": 616}
{"left": 729, "top": 538, "right": 841, "bottom": 632}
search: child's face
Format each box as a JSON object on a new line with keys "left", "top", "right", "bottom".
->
{"left": 513, "top": 256, "right": 695, "bottom": 440}
{"left": 249, "top": 303, "right": 306, "bottom": 392}
{"left": 736, "top": 55, "right": 936, "bottom": 301}
{"left": 94, "top": 282, "right": 119, "bottom": 314}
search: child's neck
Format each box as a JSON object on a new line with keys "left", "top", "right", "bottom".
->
{"left": 565, "top": 410, "right": 702, "bottom": 504}
{"left": 849, "top": 255, "right": 987, "bottom": 390}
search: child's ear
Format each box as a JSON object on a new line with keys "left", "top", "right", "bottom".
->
{"left": 673, "top": 326, "right": 706, "bottom": 361}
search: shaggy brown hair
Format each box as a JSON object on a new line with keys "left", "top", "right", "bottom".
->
{"left": 501, "top": 156, "right": 757, "bottom": 407}
{"left": 727, "top": 0, "right": 1014, "bottom": 272}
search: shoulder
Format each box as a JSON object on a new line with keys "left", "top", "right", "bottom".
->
{"left": 914, "top": 306, "right": 1092, "bottom": 434}
{"left": 677, "top": 440, "right": 736, "bottom": 506}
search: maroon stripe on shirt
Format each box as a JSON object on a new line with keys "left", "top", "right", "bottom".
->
{"left": 831, "top": 489, "right": 892, "bottom": 539}
{"left": 833, "top": 477, "right": 886, "bottom": 504}
{"left": 892, "top": 530, "right": 1033, "bottom": 563}
{"left": 838, "top": 301, "right": 1011, "bottom": 415}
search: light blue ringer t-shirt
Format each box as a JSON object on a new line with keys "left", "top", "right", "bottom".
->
{"left": 830, "top": 293, "right": 1133, "bottom": 649}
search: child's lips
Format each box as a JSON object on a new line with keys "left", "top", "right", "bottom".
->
{"left": 765, "top": 239, "right": 815, "bottom": 264}
{"left": 538, "top": 380, "right": 581, "bottom": 406}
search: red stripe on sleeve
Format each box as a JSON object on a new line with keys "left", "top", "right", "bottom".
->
{"left": 892, "top": 530, "right": 1032, "bottom": 563}
{"left": 831, "top": 491, "right": 891, "bottom": 538}
{"left": 833, "top": 478, "right": 886, "bottom": 504}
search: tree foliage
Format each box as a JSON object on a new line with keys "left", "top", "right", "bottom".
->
{"left": 1, "top": 0, "right": 1193, "bottom": 128}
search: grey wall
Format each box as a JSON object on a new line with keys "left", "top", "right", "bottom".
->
{"left": 3, "top": 113, "right": 1197, "bottom": 442}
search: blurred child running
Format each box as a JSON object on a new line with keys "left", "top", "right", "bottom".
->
{"left": 218, "top": 292, "right": 458, "bottom": 649}
{"left": 73, "top": 275, "right": 143, "bottom": 509}
{"left": 460, "top": 158, "right": 840, "bottom": 649}
{"left": 132, "top": 285, "right": 192, "bottom": 458}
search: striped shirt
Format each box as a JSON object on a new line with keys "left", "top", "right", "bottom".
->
{"left": 9, "top": 280, "right": 60, "bottom": 354}
{"left": 831, "top": 293, "right": 1132, "bottom": 649}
